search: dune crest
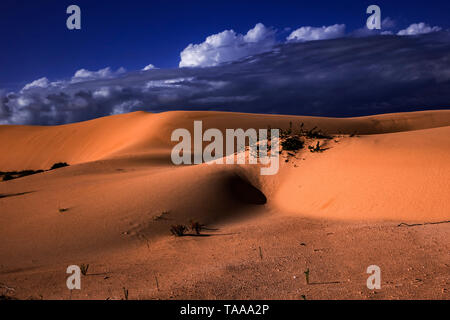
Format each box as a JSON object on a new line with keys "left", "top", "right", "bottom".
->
{"left": 0, "top": 110, "right": 449, "bottom": 171}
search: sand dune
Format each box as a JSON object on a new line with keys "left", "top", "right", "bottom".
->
{"left": 274, "top": 125, "right": 450, "bottom": 221}
{"left": 0, "top": 109, "right": 449, "bottom": 170}
{"left": 0, "top": 110, "right": 449, "bottom": 300}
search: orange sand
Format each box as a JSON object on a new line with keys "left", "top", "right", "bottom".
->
{"left": 0, "top": 110, "right": 449, "bottom": 300}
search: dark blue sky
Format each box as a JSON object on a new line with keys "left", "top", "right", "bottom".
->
{"left": 1, "top": 0, "right": 449, "bottom": 90}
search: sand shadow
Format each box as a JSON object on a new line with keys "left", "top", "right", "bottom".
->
{"left": 0, "top": 191, "right": 34, "bottom": 199}
{"left": 183, "top": 232, "right": 240, "bottom": 237}
{"left": 308, "top": 281, "right": 341, "bottom": 285}
{"left": 183, "top": 233, "right": 212, "bottom": 237}
{"left": 86, "top": 272, "right": 110, "bottom": 277}
{"left": 227, "top": 174, "right": 267, "bottom": 205}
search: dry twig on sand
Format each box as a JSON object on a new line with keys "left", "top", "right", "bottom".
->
{"left": 397, "top": 220, "right": 450, "bottom": 227}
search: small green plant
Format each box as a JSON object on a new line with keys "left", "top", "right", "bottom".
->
{"left": 122, "top": 287, "right": 129, "bottom": 300}
{"left": 281, "top": 136, "right": 304, "bottom": 152}
{"left": 304, "top": 268, "right": 310, "bottom": 285}
{"left": 80, "top": 264, "right": 89, "bottom": 276}
{"left": 170, "top": 224, "right": 187, "bottom": 237}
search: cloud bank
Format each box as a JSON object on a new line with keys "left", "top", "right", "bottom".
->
{"left": 1, "top": 30, "right": 449, "bottom": 126}
{"left": 178, "top": 20, "right": 444, "bottom": 68}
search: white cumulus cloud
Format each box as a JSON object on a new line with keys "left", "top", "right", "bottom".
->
{"left": 179, "top": 23, "right": 276, "bottom": 67}
{"left": 142, "top": 64, "right": 157, "bottom": 71}
{"left": 71, "top": 67, "right": 126, "bottom": 83}
{"left": 22, "top": 77, "right": 50, "bottom": 91}
{"left": 397, "top": 23, "right": 442, "bottom": 36}
{"left": 287, "top": 24, "right": 346, "bottom": 42}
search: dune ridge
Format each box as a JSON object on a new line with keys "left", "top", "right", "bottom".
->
{"left": 0, "top": 110, "right": 449, "bottom": 171}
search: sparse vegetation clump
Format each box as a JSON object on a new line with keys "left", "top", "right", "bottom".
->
{"left": 281, "top": 136, "right": 304, "bottom": 152}
{"left": 276, "top": 121, "right": 336, "bottom": 155}
{"left": 189, "top": 220, "right": 205, "bottom": 235}
{"left": 280, "top": 121, "right": 294, "bottom": 138}
{"left": 2, "top": 173, "right": 14, "bottom": 181}
{"left": 308, "top": 141, "right": 326, "bottom": 153}
{"left": 0, "top": 163, "right": 69, "bottom": 182}
{"left": 170, "top": 224, "right": 187, "bottom": 237}
{"left": 1, "top": 169, "right": 45, "bottom": 182}
{"left": 304, "top": 126, "right": 332, "bottom": 140}
{"left": 50, "top": 162, "right": 69, "bottom": 170}
{"left": 18, "top": 169, "right": 44, "bottom": 177}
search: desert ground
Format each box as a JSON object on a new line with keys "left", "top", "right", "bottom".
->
{"left": 0, "top": 110, "right": 449, "bottom": 300}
